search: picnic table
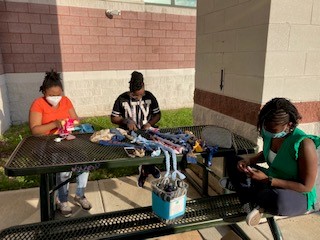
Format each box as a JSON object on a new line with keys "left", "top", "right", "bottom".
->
{"left": 2, "top": 125, "right": 290, "bottom": 240}
{"left": 4, "top": 125, "right": 257, "bottom": 219}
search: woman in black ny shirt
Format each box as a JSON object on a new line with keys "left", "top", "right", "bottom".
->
{"left": 111, "top": 71, "right": 161, "bottom": 187}
{"left": 111, "top": 91, "right": 160, "bottom": 130}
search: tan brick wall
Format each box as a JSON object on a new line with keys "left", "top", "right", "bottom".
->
{"left": 195, "top": 0, "right": 320, "bottom": 136}
{"left": 263, "top": 0, "right": 320, "bottom": 104}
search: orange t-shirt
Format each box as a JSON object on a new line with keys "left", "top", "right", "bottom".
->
{"left": 30, "top": 96, "right": 74, "bottom": 135}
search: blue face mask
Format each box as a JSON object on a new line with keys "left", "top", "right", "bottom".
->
{"left": 262, "top": 126, "right": 288, "bottom": 139}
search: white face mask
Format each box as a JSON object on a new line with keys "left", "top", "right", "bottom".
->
{"left": 46, "top": 96, "right": 62, "bottom": 107}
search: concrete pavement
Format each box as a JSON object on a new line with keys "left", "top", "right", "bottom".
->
{"left": 0, "top": 172, "right": 320, "bottom": 239}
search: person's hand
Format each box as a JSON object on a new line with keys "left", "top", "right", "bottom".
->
{"left": 237, "top": 158, "right": 251, "bottom": 172}
{"left": 245, "top": 166, "right": 268, "bottom": 181}
{"left": 127, "top": 120, "right": 138, "bottom": 131}
{"left": 54, "top": 119, "right": 63, "bottom": 129}
{"left": 142, "top": 122, "right": 151, "bottom": 130}
{"left": 122, "top": 118, "right": 138, "bottom": 131}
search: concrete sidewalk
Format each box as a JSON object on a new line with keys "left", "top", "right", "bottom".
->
{"left": 0, "top": 174, "right": 320, "bottom": 239}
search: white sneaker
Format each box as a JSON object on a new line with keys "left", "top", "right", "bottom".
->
{"left": 57, "top": 202, "right": 72, "bottom": 217}
{"left": 74, "top": 195, "right": 92, "bottom": 210}
{"left": 246, "top": 206, "right": 263, "bottom": 226}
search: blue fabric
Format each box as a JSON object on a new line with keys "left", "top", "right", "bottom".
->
{"left": 205, "top": 145, "right": 218, "bottom": 166}
{"left": 99, "top": 140, "right": 140, "bottom": 148}
{"left": 74, "top": 124, "right": 94, "bottom": 133}
{"left": 110, "top": 128, "right": 126, "bottom": 141}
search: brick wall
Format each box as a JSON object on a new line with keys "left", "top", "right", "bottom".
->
{"left": 0, "top": 1, "right": 196, "bottom": 73}
{"left": 0, "top": 1, "right": 196, "bottom": 128}
{"left": 0, "top": 46, "right": 4, "bottom": 75}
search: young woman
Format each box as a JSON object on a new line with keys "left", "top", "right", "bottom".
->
{"left": 29, "top": 70, "right": 92, "bottom": 217}
{"left": 224, "top": 97, "right": 320, "bottom": 226}
{"left": 111, "top": 71, "right": 161, "bottom": 188}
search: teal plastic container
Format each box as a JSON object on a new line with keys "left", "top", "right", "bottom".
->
{"left": 152, "top": 192, "right": 187, "bottom": 220}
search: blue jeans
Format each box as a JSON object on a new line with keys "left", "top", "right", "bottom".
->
{"left": 56, "top": 171, "right": 89, "bottom": 203}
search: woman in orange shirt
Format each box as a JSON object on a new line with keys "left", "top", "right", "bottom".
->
{"left": 29, "top": 70, "right": 92, "bottom": 217}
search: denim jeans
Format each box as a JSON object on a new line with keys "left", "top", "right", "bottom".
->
{"left": 56, "top": 171, "right": 89, "bottom": 203}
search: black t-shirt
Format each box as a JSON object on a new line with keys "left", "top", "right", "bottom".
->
{"left": 111, "top": 90, "right": 160, "bottom": 129}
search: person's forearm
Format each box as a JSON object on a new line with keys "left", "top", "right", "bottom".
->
{"left": 31, "top": 122, "right": 57, "bottom": 136}
{"left": 148, "top": 113, "right": 161, "bottom": 126}
{"left": 111, "top": 116, "right": 134, "bottom": 126}
{"left": 248, "top": 151, "right": 264, "bottom": 165}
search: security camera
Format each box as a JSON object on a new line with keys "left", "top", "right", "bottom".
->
{"left": 105, "top": 10, "right": 121, "bottom": 19}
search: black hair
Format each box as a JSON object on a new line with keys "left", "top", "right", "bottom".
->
{"left": 39, "top": 69, "right": 63, "bottom": 93}
{"left": 129, "top": 71, "right": 144, "bottom": 92}
{"left": 257, "top": 97, "right": 302, "bottom": 133}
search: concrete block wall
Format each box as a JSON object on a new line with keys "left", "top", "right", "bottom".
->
{"left": 196, "top": 0, "right": 270, "bottom": 104}
{"left": 0, "top": 45, "right": 11, "bottom": 133}
{"left": 263, "top": 0, "right": 320, "bottom": 103}
{"left": 0, "top": 0, "right": 196, "bottom": 130}
{"left": 194, "top": 0, "right": 271, "bottom": 139}
{"left": 194, "top": 0, "right": 320, "bottom": 139}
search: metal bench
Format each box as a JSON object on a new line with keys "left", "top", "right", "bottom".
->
{"left": 0, "top": 193, "right": 280, "bottom": 240}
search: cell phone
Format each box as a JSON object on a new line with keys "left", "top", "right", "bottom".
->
{"left": 124, "top": 147, "right": 136, "bottom": 158}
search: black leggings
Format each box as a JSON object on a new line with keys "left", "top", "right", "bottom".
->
{"left": 226, "top": 156, "right": 307, "bottom": 216}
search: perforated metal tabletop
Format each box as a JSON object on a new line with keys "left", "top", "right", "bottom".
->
{"left": 5, "top": 125, "right": 257, "bottom": 176}
{"left": 4, "top": 125, "right": 258, "bottom": 222}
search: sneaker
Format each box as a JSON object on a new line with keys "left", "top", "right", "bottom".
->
{"left": 57, "top": 202, "right": 72, "bottom": 217}
{"left": 138, "top": 165, "right": 148, "bottom": 188}
{"left": 246, "top": 206, "right": 264, "bottom": 226}
{"left": 74, "top": 195, "right": 92, "bottom": 210}
{"left": 148, "top": 165, "right": 161, "bottom": 179}
{"left": 219, "top": 177, "right": 236, "bottom": 192}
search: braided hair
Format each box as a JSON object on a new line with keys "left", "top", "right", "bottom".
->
{"left": 129, "top": 71, "right": 144, "bottom": 92}
{"left": 257, "top": 98, "right": 302, "bottom": 133}
{"left": 39, "top": 69, "right": 63, "bottom": 93}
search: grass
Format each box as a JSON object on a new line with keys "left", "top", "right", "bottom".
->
{"left": 0, "top": 108, "right": 193, "bottom": 191}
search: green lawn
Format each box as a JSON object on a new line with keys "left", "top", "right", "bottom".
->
{"left": 0, "top": 108, "right": 193, "bottom": 191}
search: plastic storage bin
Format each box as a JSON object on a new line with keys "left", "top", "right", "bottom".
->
{"left": 151, "top": 178, "right": 188, "bottom": 222}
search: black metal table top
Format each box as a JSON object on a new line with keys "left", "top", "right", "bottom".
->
{"left": 4, "top": 125, "right": 258, "bottom": 176}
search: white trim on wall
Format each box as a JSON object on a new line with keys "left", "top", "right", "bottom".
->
{"left": 3, "top": 0, "right": 196, "bottom": 15}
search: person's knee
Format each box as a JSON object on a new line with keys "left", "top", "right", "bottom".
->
{"left": 77, "top": 172, "right": 89, "bottom": 188}
{"left": 60, "top": 172, "right": 72, "bottom": 181}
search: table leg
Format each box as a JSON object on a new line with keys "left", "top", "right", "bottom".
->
{"left": 267, "top": 217, "right": 284, "bottom": 240}
{"left": 202, "top": 162, "right": 209, "bottom": 196}
{"left": 48, "top": 173, "right": 55, "bottom": 220}
{"left": 40, "top": 174, "right": 50, "bottom": 221}
{"left": 40, "top": 173, "right": 55, "bottom": 221}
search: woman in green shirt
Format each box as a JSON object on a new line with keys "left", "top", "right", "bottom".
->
{"left": 225, "top": 98, "right": 320, "bottom": 226}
